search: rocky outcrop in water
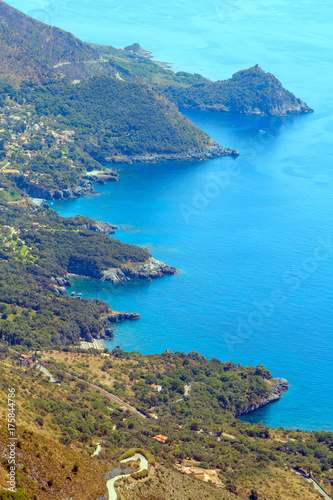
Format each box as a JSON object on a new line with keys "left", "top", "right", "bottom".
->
{"left": 235, "top": 377, "right": 289, "bottom": 417}
{"left": 106, "top": 312, "right": 141, "bottom": 322}
{"left": 78, "top": 220, "right": 118, "bottom": 235}
{"left": 100, "top": 257, "right": 178, "bottom": 283}
{"left": 106, "top": 144, "right": 239, "bottom": 164}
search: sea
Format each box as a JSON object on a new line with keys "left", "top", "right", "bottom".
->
{"left": 7, "top": 0, "right": 333, "bottom": 431}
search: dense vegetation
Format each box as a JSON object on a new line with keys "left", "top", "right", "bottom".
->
{"left": 0, "top": 74, "right": 217, "bottom": 196}
{"left": 0, "top": 349, "right": 331, "bottom": 499}
{"left": 0, "top": 203, "right": 149, "bottom": 348}
{"left": 163, "top": 66, "right": 314, "bottom": 116}
{"left": 18, "top": 77, "right": 213, "bottom": 160}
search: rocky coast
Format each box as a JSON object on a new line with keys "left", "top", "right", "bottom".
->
{"left": 15, "top": 169, "right": 119, "bottom": 201}
{"left": 99, "top": 257, "right": 178, "bottom": 283}
{"left": 235, "top": 377, "right": 289, "bottom": 417}
{"left": 106, "top": 144, "right": 239, "bottom": 164}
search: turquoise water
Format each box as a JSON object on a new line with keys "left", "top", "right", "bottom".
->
{"left": 7, "top": 0, "right": 333, "bottom": 430}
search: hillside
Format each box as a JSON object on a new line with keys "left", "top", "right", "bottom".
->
{"left": 164, "top": 65, "right": 314, "bottom": 116}
{"left": 0, "top": 2, "right": 312, "bottom": 121}
{"left": 0, "top": 203, "right": 178, "bottom": 349}
{"left": 0, "top": 0, "right": 101, "bottom": 84}
{"left": 0, "top": 79, "right": 236, "bottom": 203}
{"left": 18, "top": 76, "right": 236, "bottom": 164}
{"left": 0, "top": 349, "right": 331, "bottom": 500}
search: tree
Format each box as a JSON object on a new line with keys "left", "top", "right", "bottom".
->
{"left": 249, "top": 489, "right": 259, "bottom": 500}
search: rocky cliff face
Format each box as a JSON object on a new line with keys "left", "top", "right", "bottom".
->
{"left": 53, "top": 257, "right": 178, "bottom": 291}
{"left": 14, "top": 170, "right": 119, "bottom": 201}
{"left": 105, "top": 312, "right": 141, "bottom": 322}
{"left": 235, "top": 377, "right": 289, "bottom": 417}
{"left": 77, "top": 220, "right": 118, "bottom": 235}
{"left": 165, "top": 65, "right": 314, "bottom": 117}
{"left": 100, "top": 257, "right": 178, "bottom": 283}
{"left": 106, "top": 144, "right": 239, "bottom": 164}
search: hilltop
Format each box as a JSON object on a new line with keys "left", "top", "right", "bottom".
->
{"left": 0, "top": 1, "right": 312, "bottom": 120}
{"left": 0, "top": 0, "right": 99, "bottom": 85}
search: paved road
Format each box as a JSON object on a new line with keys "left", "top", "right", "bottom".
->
{"left": 54, "top": 56, "right": 107, "bottom": 69}
{"left": 294, "top": 471, "right": 331, "bottom": 500}
{"left": 36, "top": 364, "right": 57, "bottom": 383}
{"left": 107, "top": 453, "right": 148, "bottom": 500}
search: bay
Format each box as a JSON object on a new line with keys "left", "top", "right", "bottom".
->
{"left": 6, "top": 0, "right": 333, "bottom": 430}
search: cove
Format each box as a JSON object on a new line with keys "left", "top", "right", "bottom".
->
{"left": 53, "top": 108, "right": 333, "bottom": 431}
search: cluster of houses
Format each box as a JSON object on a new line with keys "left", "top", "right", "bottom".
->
{"left": 0, "top": 103, "right": 76, "bottom": 172}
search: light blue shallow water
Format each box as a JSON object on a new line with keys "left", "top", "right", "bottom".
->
{"left": 7, "top": 0, "right": 333, "bottom": 430}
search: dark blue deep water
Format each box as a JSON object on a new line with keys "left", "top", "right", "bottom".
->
{"left": 8, "top": 0, "right": 333, "bottom": 430}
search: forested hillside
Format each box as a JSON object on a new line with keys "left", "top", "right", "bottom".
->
{"left": 164, "top": 66, "right": 314, "bottom": 116}
{"left": 19, "top": 76, "right": 217, "bottom": 161}
{"left": 0, "top": 203, "right": 151, "bottom": 348}
{"left": 0, "top": 349, "right": 332, "bottom": 500}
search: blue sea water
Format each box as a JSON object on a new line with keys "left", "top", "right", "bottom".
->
{"left": 7, "top": 0, "right": 333, "bottom": 430}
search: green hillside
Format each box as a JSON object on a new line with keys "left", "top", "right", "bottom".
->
{"left": 164, "top": 66, "right": 314, "bottom": 116}
{"left": 0, "top": 203, "right": 150, "bottom": 348}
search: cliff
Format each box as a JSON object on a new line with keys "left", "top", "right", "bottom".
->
{"left": 66, "top": 257, "right": 178, "bottom": 284}
{"left": 164, "top": 65, "right": 314, "bottom": 117}
{"left": 100, "top": 257, "right": 178, "bottom": 283}
{"left": 235, "top": 377, "right": 289, "bottom": 417}
{"left": 106, "top": 144, "right": 239, "bottom": 164}
{"left": 14, "top": 169, "right": 119, "bottom": 201}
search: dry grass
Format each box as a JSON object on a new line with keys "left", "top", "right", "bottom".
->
{"left": 116, "top": 464, "right": 238, "bottom": 500}
{"left": 0, "top": 419, "right": 109, "bottom": 499}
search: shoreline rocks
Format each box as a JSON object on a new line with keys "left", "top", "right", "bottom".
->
{"left": 188, "top": 100, "right": 313, "bottom": 116}
{"left": 100, "top": 257, "right": 179, "bottom": 283}
{"left": 78, "top": 220, "right": 118, "bottom": 235}
{"left": 106, "top": 144, "right": 239, "bottom": 165}
{"left": 106, "top": 312, "right": 141, "bottom": 323}
{"left": 235, "top": 377, "right": 289, "bottom": 417}
{"left": 15, "top": 169, "right": 119, "bottom": 201}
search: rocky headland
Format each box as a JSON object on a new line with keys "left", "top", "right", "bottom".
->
{"left": 165, "top": 65, "right": 314, "bottom": 117}
{"left": 101, "top": 311, "right": 141, "bottom": 323}
{"left": 106, "top": 144, "right": 239, "bottom": 164}
{"left": 76, "top": 220, "right": 118, "bottom": 235}
{"left": 52, "top": 257, "right": 178, "bottom": 294}
{"left": 99, "top": 257, "right": 179, "bottom": 283}
{"left": 235, "top": 377, "right": 289, "bottom": 417}
{"left": 14, "top": 169, "right": 119, "bottom": 201}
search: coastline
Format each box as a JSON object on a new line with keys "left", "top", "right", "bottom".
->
{"left": 235, "top": 378, "right": 289, "bottom": 418}
{"left": 17, "top": 144, "right": 239, "bottom": 201}
{"left": 105, "top": 144, "right": 239, "bottom": 165}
